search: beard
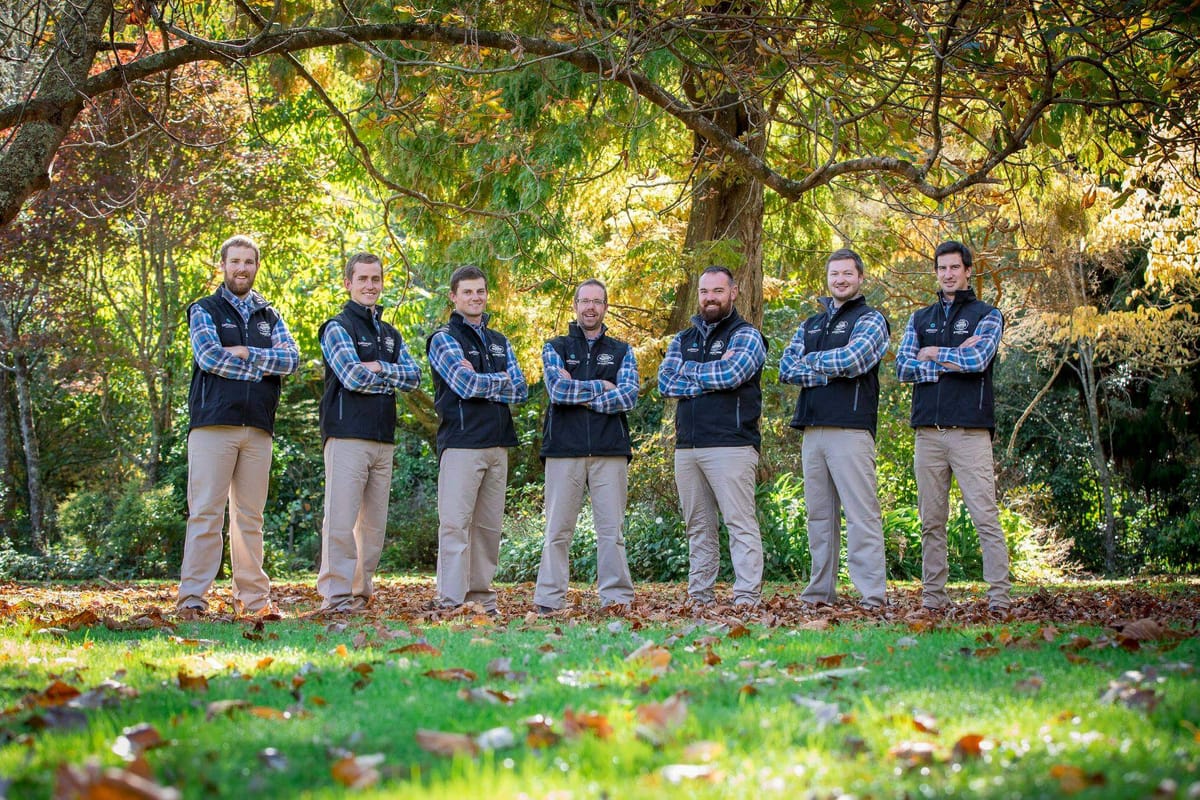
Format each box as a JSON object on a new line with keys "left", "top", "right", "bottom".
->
{"left": 700, "top": 300, "right": 730, "bottom": 323}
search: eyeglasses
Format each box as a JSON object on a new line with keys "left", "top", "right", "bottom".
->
{"left": 576, "top": 299, "right": 606, "bottom": 307}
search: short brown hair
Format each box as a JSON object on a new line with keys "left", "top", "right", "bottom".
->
{"left": 574, "top": 279, "right": 608, "bottom": 304}
{"left": 450, "top": 264, "right": 487, "bottom": 293}
{"left": 344, "top": 252, "right": 382, "bottom": 283}
{"left": 826, "top": 248, "right": 864, "bottom": 276}
{"left": 219, "top": 234, "right": 260, "bottom": 264}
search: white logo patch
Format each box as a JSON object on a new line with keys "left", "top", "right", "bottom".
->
{"left": 832, "top": 320, "right": 848, "bottom": 334}
{"left": 686, "top": 346, "right": 700, "bottom": 353}
{"left": 384, "top": 337, "right": 395, "bottom": 353}
{"left": 710, "top": 340, "right": 725, "bottom": 354}
{"left": 566, "top": 357, "right": 580, "bottom": 366}
{"left": 953, "top": 319, "right": 970, "bottom": 334}
{"left": 596, "top": 353, "right": 614, "bottom": 365}
{"left": 357, "top": 338, "right": 373, "bottom": 348}
{"left": 489, "top": 343, "right": 505, "bottom": 356}
{"left": 256, "top": 321, "right": 271, "bottom": 337}
{"left": 222, "top": 321, "right": 238, "bottom": 330}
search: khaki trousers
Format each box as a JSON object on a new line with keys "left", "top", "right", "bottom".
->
{"left": 436, "top": 447, "right": 508, "bottom": 611}
{"left": 800, "top": 427, "right": 887, "bottom": 606}
{"left": 675, "top": 446, "right": 763, "bottom": 605}
{"left": 914, "top": 427, "right": 1012, "bottom": 608}
{"left": 177, "top": 425, "right": 273, "bottom": 612}
{"left": 317, "top": 437, "right": 395, "bottom": 611}
{"left": 534, "top": 456, "right": 634, "bottom": 610}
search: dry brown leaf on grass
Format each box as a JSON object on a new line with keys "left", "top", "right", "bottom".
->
{"left": 635, "top": 691, "right": 689, "bottom": 745}
{"left": 393, "top": 642, "right": 441, "bottom": 657}
{"left": 457, "top": 687, "right": 517, "bottom": 705}
{"left": 563, "top": 708, "right": 613, "bottom": 740}
{"left": 626, "top": 641, "right": 672, "bottom": 672}
{"left": 331, "top": 753, "right": 385, "bottom": 789}
{"left": 888, "top": 740, "right": 938, "bottom": 768}
{"left": 911, "top": 712, "right": 939, "bottom": 734}
{"left": 524, "top": 715, "right": 563, "bottom": 748}
{"left": 112, "top": 723, "right": 166, "bottom": 760}
{"left": 53, "top": 760, "right": 180, "bottom": 800}
{"left": 33, "top": 680, "right": 81, "bottom": 708}
{"left": 816, "top": 653, "right": 847, "bottom": 668}
{"left": 423, "top": 668, "right": 476, "bottom": 682}
{"left": 175, "top": 671, "right": 208, "bottom": 692}
{"left": 1049, "top": 764, "right": 1106, "bottom": 793}
{"left": 952, "top": 733, "right": 991, "bottom": 761}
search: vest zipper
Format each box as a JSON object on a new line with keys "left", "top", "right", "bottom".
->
{"left": 338, "top": 392, "right": 344, "bottom": 420}
{"left": 458, "top": 399, "right": 465, "bottom": 430}
{"left": 585, "top": 348, "right": 593, "bottom": 455}
{"left": 853, "top": 383, "right": 860, "bottom": 412}
{"left": 736, "top": 397, "right": 741, "bottom": 429}
{"left": 979, "top": 377, "right": 985, "bottom": 410}
{"left": 241, "top": 319, "right": 251, "bottom": 427}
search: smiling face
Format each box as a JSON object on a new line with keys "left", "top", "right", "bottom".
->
{"left": 346, "top": 259, "right": 383, "bottom": 307}
{"left": 936, "top": 251, "right": 972, "bottom": 298}
{"left": 450, "top": 277, "right": 488, "bottom": 324}
{"left": 573, "top": 283, "right": 608, "bottom": 334}
{"left": 698, "top": 270, "right": 737, "bottom": 323}
{"left": 221, "top": 245, "right": 259, "bottom": 298}
{"left": 826, "top": 257, "right": 863, "bottom": 305}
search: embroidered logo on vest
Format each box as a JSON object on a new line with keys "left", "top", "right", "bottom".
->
{"left": 832, "top": 320, "right": 849, "bottom": 334}
{"left": 597, "top": 353, "right": 614, "bottom": 365}
{"left": 384, "top": 337, "right": 395, "bottom": 353}
{"left": 489, "top": 343, "right": 504, "bottom": 356}
{"left": 256, "top": 320, "right": 271, "bottom": 337}
{"left": 710, "top": 340, "right": 724, "bottom": 354}
{"left": 953, "top": 318, "right": 970, "bottom": 334}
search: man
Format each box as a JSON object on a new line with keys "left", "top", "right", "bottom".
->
{"left": 895, "top": 240, "right": 1012, "bottom": 613}
{"left": 780, "top": 248, "right": 889, "bottom": 610}
{"left": 317, "top": 252, "right": 421, "bottom": 613}
{"left": 425, "top": 265, "right": 528, "bottom": 614}
{"left": 177, "top": 234, "right": 299, "bottom": 616}
{"left": 534, "top": 279, "right": 638, "bottom": 613}
{"left": 658, "top": 266, "right": 767, "bottom": 608}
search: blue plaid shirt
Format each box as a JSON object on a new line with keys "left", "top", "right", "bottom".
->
{"left": 896, "top": 306, "right": 1003, "bottom": 383}
{"left": 543, "top": 336, "right": 639, "bottom": 414}
{"left": 428, "top": 322, "right": 528, "bottom": 403}
{"left": 321, "top": 317, "right": 420, "bottom": 394}
{"left": 657, "top": 314, "right": 767, "bottom": 398}
{"left": 189, "top": 286, "right": 299, "bottom": 381}
{"left": 780, "top": 298, "right": 889, "bottom": 388}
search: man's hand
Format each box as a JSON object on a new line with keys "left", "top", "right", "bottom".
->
{"left": 557, "top": 367, "right": 571, "bottom": 380}
{"left": 960, "top": 335, "right": 981, "bottom": 348}
{"left": 916, "top": 346, "right": 939, "bottom": 362}
{"left": 224, "top": 345, "right": 250, "bottom": 360}
{"left": 362, "top": 361, "right": 383, "bottom": 374}
{"left": 721, "top": 348, "right": 737, "bottom": 360}
{"left": 458, "top": 359, "right": 476, "bottom": 372}
{"left": 599, "top": 380, "right": 617, "bottom": 392}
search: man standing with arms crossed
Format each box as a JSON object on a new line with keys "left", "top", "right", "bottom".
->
{"left": 895, "top": 240, "right": 1012, "bottom": 614}
{"left": 658, "top": 266, "right": 767, "bottom": 609}
{"left": 177, "top": 234, "right": 299, "bottom": 617}
{"left": 426, "top": 265, "right": 528, "bottom": 614}
{"left": 780, "top": 248, "right": 889, "bottom": 610}
{"left": 534, "top": 279, "right": 638, "bottom": 614}
{"left": 317, "top": 252, "right": 421, "bottom": 614}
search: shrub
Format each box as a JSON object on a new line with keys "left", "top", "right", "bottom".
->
{"left": 54, "top": 480, "right": 185, "bottom": 579}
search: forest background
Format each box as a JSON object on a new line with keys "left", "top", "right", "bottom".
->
{"left": 2, "top": 0, "right": 1200, "bottom": 587}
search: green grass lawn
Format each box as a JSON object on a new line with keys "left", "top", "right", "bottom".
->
{"left": 1, "top": 579, "right": 1198, "bottom": 799}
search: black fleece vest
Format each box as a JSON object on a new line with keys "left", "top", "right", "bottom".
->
{"left": 319, "top": 302, "right": 403, "bottom": 444}
{"left": 541, "top": 323, "right": 632, "bottom": 460}
{"left": 425, "top": 312, "right": 519, "bottom": 458}
{"left": 789, "top": 296, "right": 888, "bottom": 436}
{"left": 187, "top": 291, "right": 282, "bottom": 434}
{"left": 674, "top": 310, "right": 765, "bottom": 450}
{"left": 909, "top": 289, "right": 1000, "bottom": 432}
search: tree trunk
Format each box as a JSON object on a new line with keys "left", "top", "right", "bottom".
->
{"left": 1078, "top": 340, "right": 1119, "bottom": 573}
{"left": 0, "top": 0, "right": 111, "bottom": 227}
{"left": 666, "top": 3, "right": 767, "bottom": 333}
{"left": 11, "top": 352, "right": 45, "bottom": 554}
{"left": 0, "top": 367, "right": 11, "bottom": 542}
